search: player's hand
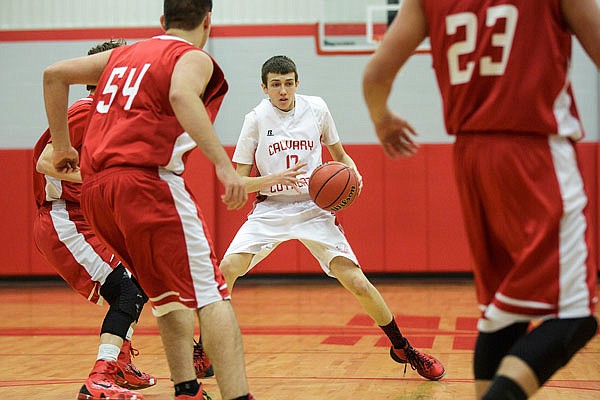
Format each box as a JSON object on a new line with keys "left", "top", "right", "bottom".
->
{"left": 374, "top": 110, "right": 419, "bottom": 159}
{"left": 52, "top": 146, "right": 80, "bottom": 174}
{"left": 351, "top": 167, "right": 364, "bottom": 193}
{"left": 273, "top": 162, "right": 307, "bottom": 192}
{"left": 217, "top": 166, "right": 248, "bottom": 210}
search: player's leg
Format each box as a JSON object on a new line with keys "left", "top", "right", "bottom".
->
{"left": 473, "top": 322, "right": 529, "bottom": 398}
{"left": 72, "top": 207, "right": 155, "bottom": 391}
{"left": 483, "top": 316, "right": 598, "bottom": 399}
{"left": 193, "top": 332, "right": 215, "bottom": 379}
{"left": 453, "top": 134, "right": 525, "bottom": 397}
{"left": 100, "top": 266, "right": 155, "bottom": 390}
{"left": 192, "top": 253, "right": 253, "bottom": 381}
{"left": 329, "top": 256, "right": 393, "bottom": 325}
{"left": 198, "top": 300, "right": 251, "bottom": 399}
{"left": 99, "top": 264, "right": 145, "bottom": 344}
{"left": 220, "top": 198, "right": 285, "bottom": 292}
{"left": 34, "top": 202, "right": 148, "bottom": 399}
{"left": 329, "top": 256, "right": 445, "bottom": 381}
{"left": 157, "top": 302, "right": 251, "bottom": 400}
{"left": 115, "top": 170, "right": 252, "bottom": 399}
{"left": 304, "top": 213, "right": 446, "bottom": 380}
{"left": 455, "top": 135, "right": 597, "bottom": 398}
{"left": 156, "top": 309, "right": 197, "bottom": 384}
{"left": 219, "top": 253, "right": 254, "bottom": 291}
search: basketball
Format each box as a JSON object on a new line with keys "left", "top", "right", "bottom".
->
{"left": 309, "top": 161, "right": 360, "bottom": 212}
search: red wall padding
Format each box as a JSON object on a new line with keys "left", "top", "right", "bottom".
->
{"left": 2, "top": 143, "right": 598, "bottom": 276}
{"left": 0, "top": 150, "right": 33, "bottom": 275}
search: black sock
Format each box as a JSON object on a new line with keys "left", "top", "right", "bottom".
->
{"left": 483, "top": 376, "right": 527, "bottom": 400}
{"left": 175, "top": 380, "right": 200, "bottom": 396}
{"left": 379, "top": 318, "right": 407, "bottom": 349}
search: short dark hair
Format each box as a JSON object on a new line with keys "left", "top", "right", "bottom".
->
{"left": 87, "top": 38, "right": 127, "bottom": 91}
{"left": 163, "top": 0, "right": 212, "bottom": 30}
{"left": 261, "top": 55, "right": 298, "bottom": 86}
{"left": 87, "top": 38, "right": 127, "bottom": 56}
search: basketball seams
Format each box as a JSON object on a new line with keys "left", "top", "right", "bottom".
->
{"left": 309, "top": 161, "right": 359, "bottom": 211}
{"left": 320, "top": 168, "right": 350, "bottom": 210}
{"left": 311, "top": 164, "right": 350, "bottom": 207}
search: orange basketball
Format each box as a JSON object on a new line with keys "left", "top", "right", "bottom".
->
{"left": 309, "top": 161, "right": 360, "bottom": 212}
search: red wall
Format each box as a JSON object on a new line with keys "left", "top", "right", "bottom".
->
{"left": 2, "top": 143, "right": 598, "bottom": 276}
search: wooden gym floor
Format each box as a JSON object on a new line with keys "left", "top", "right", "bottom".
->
{"left": 0, "top": 276, "right": 598, "bottom": 399}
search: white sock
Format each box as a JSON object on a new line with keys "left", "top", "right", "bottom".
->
{"left": 97, "top": 343, "right": 120, "bottom": 361}
{"left": 126, "top": 327, "right": 134, "bottom": 342}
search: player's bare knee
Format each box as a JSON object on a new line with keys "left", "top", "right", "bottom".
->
{"left": 220, "top": 257, "right": 240, "bottom": 280}
{"left": 347, "top": 276, "right": 373, "bottom": 298}
{"left": 331, "top": 259, "right": 371, "bottom": 297}
{"left": 221, "top": 253, "right": 253, "bottom": 280}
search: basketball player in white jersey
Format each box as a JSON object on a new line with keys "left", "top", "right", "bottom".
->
{"left": 219, "top": 55, "right": 446, "bottom": 381}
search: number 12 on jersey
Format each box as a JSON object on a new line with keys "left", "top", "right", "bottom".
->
{"left": 286, "top": 154, "right": 299, "bottom": 168}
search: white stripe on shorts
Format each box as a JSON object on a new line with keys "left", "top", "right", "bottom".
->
{"left": 549, "top": 136, "right": 591, "bottom": 318}
{"left": 159, "top": 169, "right": 226, "bottom": 309}
{"left": 49, "top": 200, "right": 113, "bottom": 286}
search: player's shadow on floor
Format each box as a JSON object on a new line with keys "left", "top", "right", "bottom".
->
{"left": 393, "top": 380, "right": 453, "bottom": 400}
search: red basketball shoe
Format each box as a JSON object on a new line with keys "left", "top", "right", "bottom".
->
{"left": 390, "top": 343, "right": 446, "bottom": 381}
{"left": 193, "top": 339, "right": 214, "bottom": 378}
{"left": 116, "top": 340, "right": 156, "bottom": 389}
{"left": 174, "top": 383, "right": 212, "bottom": 400}
{"left": 78, "top": 359, "right": 143, "bottom": 400}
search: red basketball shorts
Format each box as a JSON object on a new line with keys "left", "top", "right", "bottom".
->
{"left": 454, "top": 133, "right": 596, "bottom": 332}
{"left": 81, "top": 167, "right": 229, "bottom": 317}
{"left": 33, "top": 201, "right": 119, "bottom": 304}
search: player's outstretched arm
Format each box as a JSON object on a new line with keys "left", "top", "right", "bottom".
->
{"left": 236, "top": 163, "right": 307, "bottom": 193}
{"left": 362, "top": 0, "right": 426, "bottom": 159}
{"left": 326, "top": 142, "right": 363, "bottom": 190}
{"left": 561, "top": 0, "right": 600, "bottom": 69}
{"left": 170, "top": 50, "right": 247, "bottom": 210}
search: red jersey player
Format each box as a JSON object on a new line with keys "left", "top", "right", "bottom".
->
{"left": 42, "top": 1, "right": 252, "bottom": 400}
{"left": 363, "top": 0, "right": 600, "bottom": 399}
{"left": 33, "top": 39, "right": 155, "bottom": 400}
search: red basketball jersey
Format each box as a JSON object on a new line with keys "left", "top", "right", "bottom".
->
{"left": 81, "top": 35, "right": 228, "bottom": 176}
{"left": 32, "top": 97, "right": 92, "bottom": 207}
{"left": 421, "top": 0, "right": 583, "bottom": 138}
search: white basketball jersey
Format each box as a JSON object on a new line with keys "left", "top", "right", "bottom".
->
{"left": 233, "top": 94, "right": 340, "bottom": 198}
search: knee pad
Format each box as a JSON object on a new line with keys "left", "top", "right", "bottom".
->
{"left": 99, "top": 264, "right": 147, "bottom": 338}
{"left": 474, "top": 322, "right": 529, "bottom": 380}
{"left": 507, "top": 316, "right": 598, "bottom": 384}
{"left": 130, "top": 276, "right": 149, "bottom": 321}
